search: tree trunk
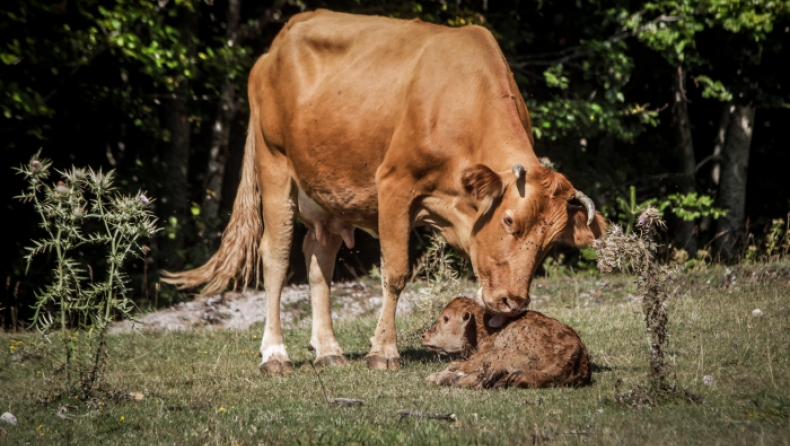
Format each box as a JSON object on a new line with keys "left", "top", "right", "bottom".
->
{"left": 699, "top": 105, "right": 731, "bottom": 234}
{"left": 714, "top": 104, "right": 756, "bottom": 260}
{"left": 201, "top": 0, "right": 242, "bottom": 243}
{"left": 159, "top": 10, "right": 197, "bottom": 271}
{"left": 710, "top": 105, "right": 731, "bottom": 186}
{"left": 671, "top": 65, "right": 697, "bottom": 256}
{"left": 160, "top": 82, "right": 192, "bottom": 270}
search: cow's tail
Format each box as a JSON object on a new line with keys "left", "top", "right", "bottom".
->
{"left": 161, "top": 114, "right": 262, "bottom": 296}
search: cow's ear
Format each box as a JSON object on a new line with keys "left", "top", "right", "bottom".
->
{"left": 462, "top": 164, "right": 504, "bottom": 211}
{"left": 561, "top": 208, "right": 606, "bottom": 246}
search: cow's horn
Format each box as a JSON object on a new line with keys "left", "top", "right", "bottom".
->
{"left": 574, "top": 190, "right": 596, "bottom": 226}
{"left": 512, "top": 164, "right": 527, "bottom": 180}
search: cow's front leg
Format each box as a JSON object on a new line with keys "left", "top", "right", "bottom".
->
{"left": 304, "top": 232, "right": 349, "bottom": 367}
{"left": 367, "top": 185, "right": 412, "bottom": 370}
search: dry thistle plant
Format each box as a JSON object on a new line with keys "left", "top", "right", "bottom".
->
{"left": 400, "top": 232, "right": 469, "bottom": 345}
{"left": 15, "top": 151, "right": 158, "bottom": 400}
{"left": 595, "top": 207, "right": 698, "bottom": 407}
{"left": 595, "top": 207, "right": 671, "bottom": 385}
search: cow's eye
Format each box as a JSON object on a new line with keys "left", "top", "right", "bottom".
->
{"left": 503, "top": 214, "right": 513, "bottom": 227}
{"left": 443, "top": 315, "right": 450, "bottom": 323}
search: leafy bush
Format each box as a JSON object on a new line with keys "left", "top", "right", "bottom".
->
{"left": 15, "top": 152, "right": 158, "bottom": 399}
{"left": 610, "top": 186, "right": 727, "bottom": 233}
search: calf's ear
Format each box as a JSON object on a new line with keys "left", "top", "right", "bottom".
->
{"left": 461, "top": 311, "right": 472, "bottom": 323}
{"left": 561, "top": 209, "right": 606, "bottom": 247}
{"left": 462, "top": 164, "right": 504, "bottom": 212}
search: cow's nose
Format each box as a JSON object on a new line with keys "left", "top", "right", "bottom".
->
{"left": 492, "top": 291, "right": 527, "bottom": 313}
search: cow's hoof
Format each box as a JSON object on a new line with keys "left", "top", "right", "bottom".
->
{"left": 259, "top": 360, "right": 294, "bottom": 374}
{"left": 315, "top": 355, "right": 350, "bottom": 367}
{"left": 366, "top": 356, "right": 401, "bottom": 370}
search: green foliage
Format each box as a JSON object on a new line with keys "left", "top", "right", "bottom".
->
{"left": 15, "top": 151, "right": 159, "bottom": 399}
{"left": 608, "top": 186, "right": 727, "bottom": 232}
{"left": 695, "top": 75, "right": 733, "bottom": 102}
{"left": 742, "top": 215, "right": 790, "bottom": 263}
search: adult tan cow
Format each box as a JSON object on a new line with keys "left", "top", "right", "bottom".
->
{"left": 163, "top": 9, "right": 605, "bottom": 373}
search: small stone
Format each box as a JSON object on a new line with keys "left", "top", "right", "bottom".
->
{"left": 0, "top": 412, "right": 17, "bottom": 426}
{"left": 703, "top": 375, "right": 714, "bottom": 386}
{"left": 596, "top": 408, "right": 604, "bottom": 414}
{"left": 752, "top": 309, "right": 764, "bottom": 317}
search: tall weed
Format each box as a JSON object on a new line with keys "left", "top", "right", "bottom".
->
{"left": 15, "top": 152, "right": 158, "bottom": 399}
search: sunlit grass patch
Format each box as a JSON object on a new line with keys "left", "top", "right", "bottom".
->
{"left": 1, "top": 261, "right": 789, "bottom": 444}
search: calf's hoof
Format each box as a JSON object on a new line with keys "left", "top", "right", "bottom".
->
{"left": 259, "top": 360, "right": 294, "bottom": 375}
{"left": 366, "top": 356, "right": 401, "bottom": 370}
{"left": 315, "top": 355, "right": 350, "bottom": 367}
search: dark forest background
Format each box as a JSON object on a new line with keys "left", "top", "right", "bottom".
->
{"left": 3, "top": 0, "right": 788, "bottom": 326}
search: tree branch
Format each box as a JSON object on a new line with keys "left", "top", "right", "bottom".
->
{"left": 509, "top": 14, "right": 680, "bottom": 69}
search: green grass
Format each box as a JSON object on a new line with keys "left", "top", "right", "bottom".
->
{"left": 2, "top": 262, "right": 790, "bottom": 445}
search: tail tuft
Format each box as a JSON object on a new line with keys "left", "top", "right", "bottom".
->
{"left": 161, "top": 116, "right": 262, "bottom": 296}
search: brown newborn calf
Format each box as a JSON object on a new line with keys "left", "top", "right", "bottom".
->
{"left": 421, "top": 297, "right": 591, "bottom": 389}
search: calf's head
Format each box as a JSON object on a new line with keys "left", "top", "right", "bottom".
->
{"left": 421, "top": 297, "right": 484, "bottom": 356}
{"left": 462, "top": 164, "right": 605, "bottom": 320}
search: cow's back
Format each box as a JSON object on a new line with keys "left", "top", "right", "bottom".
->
{"left": 491, "top": 311, "right": 591, "bottom": 387}
{"left": 248, "top": 10, "right": 529, "bottom": 228}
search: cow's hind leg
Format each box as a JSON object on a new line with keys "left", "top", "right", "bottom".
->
{"left": 303, "top": 232, "right": 349, "bottom": 367}
{"left": 257, "top": 147, "right": 296, "bottom": 374}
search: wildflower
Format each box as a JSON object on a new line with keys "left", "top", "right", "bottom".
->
{"left": 139, "top": 194, "right": 150, "bottom": 205}
{"left": 72, "top": 206, "right": 84, "bottom": 218}
{"left": 56, "top": 181, "right": 69, "bottom": 196}
{"left": 219, "top": 407, "right": 227, "bottom": 413}
{"left": 120, "top": 416, "right": 125, "bottom": 422}
{"left": 702, "top": 375, "right": 714, "bottom": 386}
{"left": 31, "top": 160, "right": 41, "bottom": 170}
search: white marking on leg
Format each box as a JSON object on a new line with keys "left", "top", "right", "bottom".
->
{"left": 259, "top": 344, "right": 289, "bottom": 364}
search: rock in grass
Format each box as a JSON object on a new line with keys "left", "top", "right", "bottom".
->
{"left": 752, "top": 309, "right": 764, "bottom": 317}
{"left": 0, "top": 412, "right": 18, "bottom": 426}
{"left": 703, "top": 376, "right": 714, "bottom": 386}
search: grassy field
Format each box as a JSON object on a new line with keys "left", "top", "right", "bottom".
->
{"left": 2, "top": 262, "right": 789, "bottom": 445}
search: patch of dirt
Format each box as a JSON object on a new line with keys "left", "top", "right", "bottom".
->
{"left": 110, "top": 282, "right": 423, "bottom": 333}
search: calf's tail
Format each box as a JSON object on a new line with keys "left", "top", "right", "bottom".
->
{"left": 161, "top": 114, "right": 262, "bottom": 296}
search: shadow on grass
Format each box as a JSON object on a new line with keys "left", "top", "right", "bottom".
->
{"left": 400, "top": 347, "right": 455, "bottom": 364}
{"left": 592, "top": 362, "right": 614, "bottom": 373}
{"left": 288, "top": 348, "right": 455, "bottom": 369}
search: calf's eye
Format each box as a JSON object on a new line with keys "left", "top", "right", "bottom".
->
{"left": 443, "top": 315, "right": 450, "bottom": 323}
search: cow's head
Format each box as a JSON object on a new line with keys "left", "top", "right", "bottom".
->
{"left": 462, "top": 163, "right": 605, "bottom": 325}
